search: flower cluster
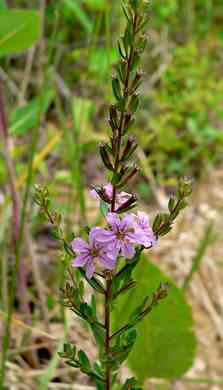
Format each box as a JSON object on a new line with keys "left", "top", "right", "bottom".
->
{"left": 71, "top": 227, "right": 116, "bottom": 279}
{"left": 71, "top": 199, "right": 156, "bottom": 278}
{"left": 90, "top": 183, "right": 131, "bottom": 211}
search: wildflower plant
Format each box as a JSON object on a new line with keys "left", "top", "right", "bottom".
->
{"left": 34, "top": 0, "right": 193, "bottom": 388}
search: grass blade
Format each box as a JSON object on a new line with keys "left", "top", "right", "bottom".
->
{"left": 183, "top": 218, "right": 215, "bottom": 290}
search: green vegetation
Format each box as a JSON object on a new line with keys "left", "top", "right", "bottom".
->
{"left": 0, "top": 0, "right": 222, "bottom": 388}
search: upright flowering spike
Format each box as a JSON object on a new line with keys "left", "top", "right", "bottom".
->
{"left": 71, "top": 227, "right": 117, "bottom": 279}
{"left": 95, "top": 212, "right": 147, "bottom": 259}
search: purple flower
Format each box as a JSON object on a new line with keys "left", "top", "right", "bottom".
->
{"left": 132, "top": 211, "right": 156, "bottom": 248}
{"left": 90, "top": 183, "right": 130, "bottom": 211}
{"left": 95, "top": 212, "right": 146, "bottom": 259}
{"left": 71, "top": 227, "right": 116, "bottom": 279}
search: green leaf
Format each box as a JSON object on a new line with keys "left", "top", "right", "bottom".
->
{"left": 100, "top": 199, "right": 109, "bottom": 218}
{"left": 64, "top": 243, "right": 75, "bottom": 257}
{"left": 131, "top": 56, "right": 141, "bottom": 72}
{"left": 117, "top": 98, "right": 126, "bottom": 112}
{"left": 152, "top": 214, "right": 162, "bottom": 231}
{"left": 79, "top": 268, "right": 105, "bottom": 294}
{"left": 117, "top": 204, "right": 137, "bottom": 214}
{"left": 65, "top": 360, "right": 79, "bottom": 368}
{"left": 51, "top": 230, "right": 62, "bottom": 240}
{"left": 122, "top": 376, "right": 137, "bottom": 389}
{"left": 112, "top": 256, "right": 196, "bottom": 380}
{"left": 79, "top": 280, "right": 85, "bottom": 297}
{"left": 121, "top": 2, "right": 132, "bottom": 23}
{"left": 122, "top": 144, "right": 138, "bottom": 162}
{"left": 131, "top": 96, "right": 140, "bottom": 113}
{"left": 90, "top": 324, "right": 105, "bottom": 347}
{"left": 112, "top": 78, "right": 121, "bottom": 101}
{"left": 0, "top": 10, "right": 40, "bottom": 53}
{"left": 9, "top": 90, "right": 54, "bottom": 135}
{"left": 158, "top": 226, "right": 172, "bottom": 236}
{"left": 137, "top": 15, "right": 150, "bottom": 33}
{"left": 131, "top": 0, "right": 138, "bottom": 12}
{"left": 91, "top": 294, "right": 96, "bottom": 317}
{"left": 78, "top": 349, "right": 91, "bottom": 371}
{"left": 118, "top": 39, "right": 126, "bottom": 59}
{"left": 64, "top": 0, "right": 92, "bottom": 32}
{"left": 104, "top": 143, "right": 115, "bottom": 158}
{"left": 99, "top": 147, "right": 113, "bottom": 171}
{"left": 125, "top": 27, "right": 134, "bottom": 46}
{"left": 111, "top": 172, "right": 122, "bottom": 185}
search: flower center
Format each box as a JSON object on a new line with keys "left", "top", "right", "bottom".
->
{"left": 90, "top": 248, "right": 99, "bottom": 257}
{"left": 116, "top": 230, "right": 124, "bottom": 239}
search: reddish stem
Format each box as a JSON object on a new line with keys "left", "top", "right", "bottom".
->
{"left": 0, "top": 85, "right": 31, "bottom": 321}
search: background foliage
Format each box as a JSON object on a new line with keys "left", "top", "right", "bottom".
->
{"left": 0, "top": 0, "right": 223, "bottom": 388}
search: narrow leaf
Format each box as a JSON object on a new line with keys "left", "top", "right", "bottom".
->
{"left": 100, "top": 199, "right": 109, "bottom": 217}
{"left": 79, "top": 268, "right": 105, "bottom": 294}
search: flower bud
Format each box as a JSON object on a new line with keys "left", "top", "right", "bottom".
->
{"left": 107, "top": 117, "right": 117, "bottom": 136}
{"left": 128, "top": 92, "right": 140, "bottom": 112}
{"left": 121, "top": 136, "right": 136, "bottom": 160}
{"left": 123, "top": 111, "right": 133, "bottom": 132}
{"left": 136, "top": 33, "right": 148, "bottom": 50}
{"left": 97, "top": 187, "right": 111, "bottom": 203}
{"left": 117, "top": 194, "right": 139, "bottom": 211}
{"left": 120, "top": 34, "right": 129, "bottom": 57}
{"left": 109, "top": 103, "right": 118, "bottom": 128}
{"left": 131, "top": 69, "right": 145, "bottom": 91}
{"left": 123, "top": 87, "right": 131, "bottom": 101}
{"left": 99, "top": 142, "right": 114, "bottom": 171}
{"left": 112, "top": 73, "right": 122, "bottom": 101}
{"left": 110, "top": 136, "right": 118, "bottom": 155}
{"left": 125, "top": 5, "right": 134, "bottom": 22}
{"left": 120, "top": 60, "right": 128, "bottom": 81}
{"left": 121, "top": 164, "right": 141, "bottom": 184}
{"left": 139, "top": 0, "right": 150, "bottom": 12}
{"left": 120, "top": 163, "right": 129, "bottom": 176}
{"left": 130, "top": 0, "right": 139, "bottom": 12}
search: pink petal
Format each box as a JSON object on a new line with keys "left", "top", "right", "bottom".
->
{"left": 71, "top": 238, "right": 90, "bottom": 253}
{"left": 143, "top": 233, "right": 157, "bottom": 248}
{"left": 125, "top": 229, "right": 146, "bottom": 245}
{"left": 104, "top": 183, "right": 113, "bottom": 197}
{"left": 98, "top": 254, "right": 116, "bottom": 270}
{"left": 107, "top": 240, "right": 121, "bottom": 258}
{"left": 95, "top": 227, "right": 115, "bottom": 242}
{"left": 86, "top": 259, "right": 95, "bottom": 279}
{"left": 121, "top": 213, "right": 134, "bottom": 230}
{"left": 89, "top": 226, "right": 102, "bottom": 247}
{"left": 90, "top": 189, "right": 99, "bottom": 199}
{"left": 120, "top": 240, "right": 135, "bottom": 259}
{"left": 72, "top": 253, "right": 89, "bottom": 267}
{"left": 118, "top": 191, "right": 131, "bottom": 198}
{"left": 117, "top": 196, "right": 129, "bottom": 204}
{"left": 106, "top": 212, "right": 121, "bottom": 232}
{"left": 137, "top": 211, "right": 149, "bottom": 224}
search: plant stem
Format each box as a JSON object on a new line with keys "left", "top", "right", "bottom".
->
{"left": 110, "top": 293, "right": 161, "bottom": 341}
{"left": 105, "top": 279, "right": 112, "bottom": 389}
{"left": 111, "top": 14, "right": 138, "bottom": 212}
{"left": 0, "top": 86, "right": 31, "bottom": 321}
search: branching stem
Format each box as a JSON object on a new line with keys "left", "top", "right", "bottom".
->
{"left": 105, "top": 279, "right": 112, "bottom": 389}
